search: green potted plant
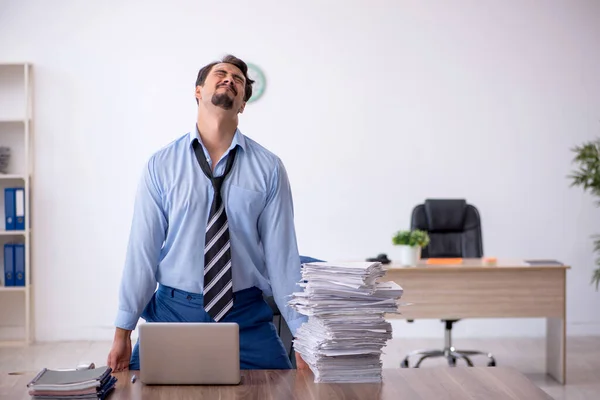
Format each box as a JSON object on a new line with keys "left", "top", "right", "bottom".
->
{"left": 569, "top": 138, "right": 600, "bottom": 290}
{"left": 391, "top": 229, "right": 430, "bottom": 266}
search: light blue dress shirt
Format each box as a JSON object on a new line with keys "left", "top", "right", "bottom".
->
{"left": 115, "top": 125, "right": 307, "bottom": 336}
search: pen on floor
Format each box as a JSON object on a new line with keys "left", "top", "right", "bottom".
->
{"left": 131, "top": 374, "right": 137, "bottom": 384}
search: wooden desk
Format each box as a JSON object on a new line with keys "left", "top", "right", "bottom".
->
{"left": 2, "top": 367, "right": 551, "bottom": 399}
{"left": 381, "top": 258, "right": 569, "bottom": 384}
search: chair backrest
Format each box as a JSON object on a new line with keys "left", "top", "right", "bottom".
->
{"left": 411, "top": 199, "right": 483, "bottom": 258}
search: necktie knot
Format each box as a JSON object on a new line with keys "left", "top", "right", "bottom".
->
{"left": 192, "top": 140, "right": 238, "bottom": 190}
{"left": 211, "top": 176, "right": 225, "bottom": 193}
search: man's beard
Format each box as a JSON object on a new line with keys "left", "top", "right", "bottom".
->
{"left": 211, "top": 92, "right": 234, "bottom": 110}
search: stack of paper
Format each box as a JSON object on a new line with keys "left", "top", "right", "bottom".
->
{"left": 26, "top": 366, "right": 117, "bottom": 399}
{"left": 288, "top": 261, "right": 404, "bottom": 383}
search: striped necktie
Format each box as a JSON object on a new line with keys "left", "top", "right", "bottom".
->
{"left": 192, "top": 139, "right": 238, "bottom": 321}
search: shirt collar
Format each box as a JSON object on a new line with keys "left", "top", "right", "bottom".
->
{"left": 190, "top": 124, "right": 247, "bottom": 153}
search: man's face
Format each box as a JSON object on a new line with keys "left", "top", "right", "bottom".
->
{"left": 197, "top": 63, "right": 246, "bottom": 113}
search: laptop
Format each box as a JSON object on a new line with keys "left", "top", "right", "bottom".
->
{"left": 138, "top": 322, "right": 240, "bottom": 385}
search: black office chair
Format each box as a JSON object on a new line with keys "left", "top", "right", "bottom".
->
{"left": 265, "top": 295, "right": 296, "bottom": 366}
{"left": 265, "top": 255, "right": 323, "bottom": 368}
{"left": 400, "top": 199, "right": 496, "bottom": 368}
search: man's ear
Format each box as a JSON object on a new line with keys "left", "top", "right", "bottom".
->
{"left": 195, "top": 85, "right": 202, "bottom": 102}
{"left": 238, "top": 101, "right": 246, "bottom": 114}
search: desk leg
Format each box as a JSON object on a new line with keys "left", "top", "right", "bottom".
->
{"left": 546, "top": 317, "right": 565, "bottom": 384}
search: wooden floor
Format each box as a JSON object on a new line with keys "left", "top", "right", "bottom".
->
{"left": 0, "top": 337, "right": 598, "bottom": 399}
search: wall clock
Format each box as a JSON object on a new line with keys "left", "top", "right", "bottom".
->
{"left": 246, "top": 63, "right": 266, "bottom": 103}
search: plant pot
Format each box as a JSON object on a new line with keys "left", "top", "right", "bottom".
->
{"left": 394, "top": 245, "right": 421, "bottom": 266}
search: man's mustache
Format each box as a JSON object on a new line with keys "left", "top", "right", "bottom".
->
{"left": 217, "top": 83, "right": 237, "bottom": 95}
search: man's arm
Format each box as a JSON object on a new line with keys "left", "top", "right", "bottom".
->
{"left": 115, "top": 155, "right": 167, "bottom": 331}
{"left": 257, "top": 158, "right": 307, "bottom": 337}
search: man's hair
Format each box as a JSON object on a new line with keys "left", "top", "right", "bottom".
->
{"left": 195, "top": 54, "right": 255, "bottom": 103}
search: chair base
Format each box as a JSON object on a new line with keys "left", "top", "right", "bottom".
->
{"left": 400, "top": 320, "right": 496, "bottom": 368}
{"left": 400, "top": 348, "right": 496, "bottom": 368}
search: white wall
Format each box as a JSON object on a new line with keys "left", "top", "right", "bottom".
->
{"left": 1, "top": 0, "right": 599, "bottom": 341}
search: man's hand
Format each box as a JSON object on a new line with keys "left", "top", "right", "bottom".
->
{"left": 295, "top": 352, "right": 309, "bottom": 370}
{"left": 107, "top": 328, "right": 132, "bottom": 372}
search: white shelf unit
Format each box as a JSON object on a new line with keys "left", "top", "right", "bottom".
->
{"left": 0, "top": 63, "right": 33, "bottom": 346}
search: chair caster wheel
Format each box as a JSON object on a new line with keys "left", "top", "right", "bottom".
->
{"left": 401, "top": 359, "right": 409, "bottom": 368}
{"left": 448, "top": 357, "right": 456, "bottom": 367}
{"left": 488, "top": 360, "right": 496, "bottom": 367}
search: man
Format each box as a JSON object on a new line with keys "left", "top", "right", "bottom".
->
{"left": 106, "top": 54, "right": 309, "bottom": 371}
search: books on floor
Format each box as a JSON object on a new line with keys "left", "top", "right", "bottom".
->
{"left": 288, "top": 261, "right": 404, "bottom": 383}
{"left": 26, "top": 365, "right": 117, "bottom": 399}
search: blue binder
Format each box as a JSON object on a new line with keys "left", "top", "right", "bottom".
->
{"left": 14, "top": 244, "right": 25, "bottom": 286}
{"left": 4, "top": 244, "right": 14, "bottom": 286}
{"left": 4, "top": 188, "right": 15, "bottom": 230}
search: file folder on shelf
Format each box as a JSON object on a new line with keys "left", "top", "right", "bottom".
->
{"left": 4, "top": 243, "right": 14, "bottom": 286}
{"left": 4, "top": 188, "right": 15, "bottom": 230}
{"left": 3, "top": 187, "right": 25, "bottom": 231}
{"left": 15, "top": 188, "right": 25, "bottom": 230}
{"left": 14, "top": 243, "right": 25, "bottom": 286}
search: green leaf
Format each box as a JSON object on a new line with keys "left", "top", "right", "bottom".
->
{"left": 592, "top": 268, "right": 600, "bottom": 291}
{"left": 391, "top": 230, "right": 412, "bottom": 246}
{"left": 593, "top": 235, "right": 600, "bottom": 254}
{"left": 392, "top": 229, "right": 430, "bottom": 247}
{"left": 569, "top": 136, "right": 600, "bottom": 288}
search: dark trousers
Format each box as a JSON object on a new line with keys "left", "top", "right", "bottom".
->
{"left": 129, "top": 285, "right": 292, "bottom": 370}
